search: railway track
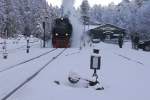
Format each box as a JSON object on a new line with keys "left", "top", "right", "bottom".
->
{"left": 1, "top": 48, "right": 66, "bottom": 100}
{"left": 113, "top": 52, "right": 144, "bottom": 66}
{"left": 0, "top": 48, "right": 57, "bottom": 73}
{"left": 65, "top": 51, "right": 80, "bottom": 56}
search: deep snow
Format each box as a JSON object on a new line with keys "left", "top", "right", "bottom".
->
{"left": 0, "top": 38, "right": 150, "bottom": 100}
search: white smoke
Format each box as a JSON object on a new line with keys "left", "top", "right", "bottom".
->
{"left": 62, "top": 0, "right": 74, "bottom": 16}
{"left": 62, "top": 0, "right": 83, "bottom": 48}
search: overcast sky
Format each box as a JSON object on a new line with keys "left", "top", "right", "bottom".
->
{"left": 46, "top": 0, "right": 122, "bottom": 7}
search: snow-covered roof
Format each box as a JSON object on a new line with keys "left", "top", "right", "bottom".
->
{"left": 94, "top": 24, "right": 126, "bottom": 31}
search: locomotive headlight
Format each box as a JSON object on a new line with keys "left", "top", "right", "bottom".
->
{"left": 66, "top": 33, "right": 69, "bottom": 36}
{"left": 61, "top": 18, "right": 64, "bottom": 20}
{"left": 55, "top": 33, "right": 58, "bottom": 36}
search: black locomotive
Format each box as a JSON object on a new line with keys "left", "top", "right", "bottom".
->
{"left": 52, "top": 17, "right": 72, "bottom": 48}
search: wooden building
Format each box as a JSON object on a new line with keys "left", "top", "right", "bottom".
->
{"left": 88, "top": 24, "right": 126, "bottom": 41}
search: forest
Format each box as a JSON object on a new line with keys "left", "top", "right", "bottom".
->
{"left": 0, "top": 0, "right": 150, "bottom": 39}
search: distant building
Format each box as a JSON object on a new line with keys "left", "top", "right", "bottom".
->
{"left": 88, "top": 24, "right": 126, "bottom": 41}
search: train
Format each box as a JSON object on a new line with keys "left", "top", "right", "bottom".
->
{"left": 52, "top": 17, "right": 73, "bottom": 48}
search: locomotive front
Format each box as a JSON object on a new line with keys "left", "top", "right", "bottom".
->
{"left": 52, "top": 17, "right": 72, "bottom": 48}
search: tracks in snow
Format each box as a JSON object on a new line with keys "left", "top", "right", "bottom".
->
{"left": 1, "top": 48, "right": 66, "bottom": 100}
{"left": 113, "top": 52, "right": 144, "bottom": 66}
{"left": 0, "top": 48, "right": 57, "bottom": 73}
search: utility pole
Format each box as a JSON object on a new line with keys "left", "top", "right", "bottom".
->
{"left": 80, "top": 0, "right": 90, "bottom": 48}
{"left": 3, "top": 0, "right": 10, "bottom": 59}
{"left": 43, "top": 2, "right": 49, "bottom": 48}
{"left": 43, "top": 16, "right": 49, "bottom": 48}
{"left": 24, "top": 4, "right": 31, "bottom": 52}
{"left": 1, "top": 0, "right": 16, "bottom": 59}
{"left": 24, "top": 25, "right": 30, "bottom": 53}
{"left": 43, "top": 21, "right": 46, "bottom": 48}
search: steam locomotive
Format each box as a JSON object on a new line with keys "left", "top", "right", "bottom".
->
{"left": 52, "top": 17, "right": 72, "bottom": 48}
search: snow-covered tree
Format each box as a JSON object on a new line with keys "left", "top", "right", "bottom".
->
{"left": 1, "top": 0, "right": 17, "bottom": 37}
{"left": 87, "top": 0, "right": 150, "bottom": 37}
{"left": 90, "top": 5, "right": 102, "bottom": 23}
{"left": 116, "top": 0, "right": 132, "bottom": 31}
{"left": 0, "top": 0, "right": 59, "bottom": 39}
{"left": 80, "top": 0, "right": 90, "bottom": 25}
{"left": 136, "top": 0, "right": 150, "bottom": 37}
{"left": 133, "top": 0, "right": 148, "bottom": 7}
{"left": 101, "top": 2, "right": 118, "bottom": 25}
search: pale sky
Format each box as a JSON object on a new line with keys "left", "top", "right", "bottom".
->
{"left": 46, "top": 0, "right": 122, "bottom": 7}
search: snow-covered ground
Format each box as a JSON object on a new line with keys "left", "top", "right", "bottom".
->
{"left": 0, "top": 37, "right": 41, "bottom": 53}
{"left": 0, "top": 39, "right": 150, "bottom": 100}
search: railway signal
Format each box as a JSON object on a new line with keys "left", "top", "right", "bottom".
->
{"left": 90, "top": 49, "right": 101, "bottom": 79}
{"left": 90, "top": 49, "right": 104, "bottom": 90}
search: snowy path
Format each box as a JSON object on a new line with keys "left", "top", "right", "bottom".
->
{"left": 0, "top": 42, "right": 149, "bottom": 100}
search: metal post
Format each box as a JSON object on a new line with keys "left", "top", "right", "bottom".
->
{"left": 3, "top": 40, "right": 7, "bottom": 59}
{"left": 26, "top": 37, "right": 30, "bottom": 53}
{"left": 3, "top": 30, "right": 8, "bottom": 59}
{"left": 43, "top": 22, "right": 46, "bottom": 48}
{"left": 93, "top": 69, "right": 97, "bottom": 76}
{"left": 93, "top": 69, "right": 98, "bottom": 81}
